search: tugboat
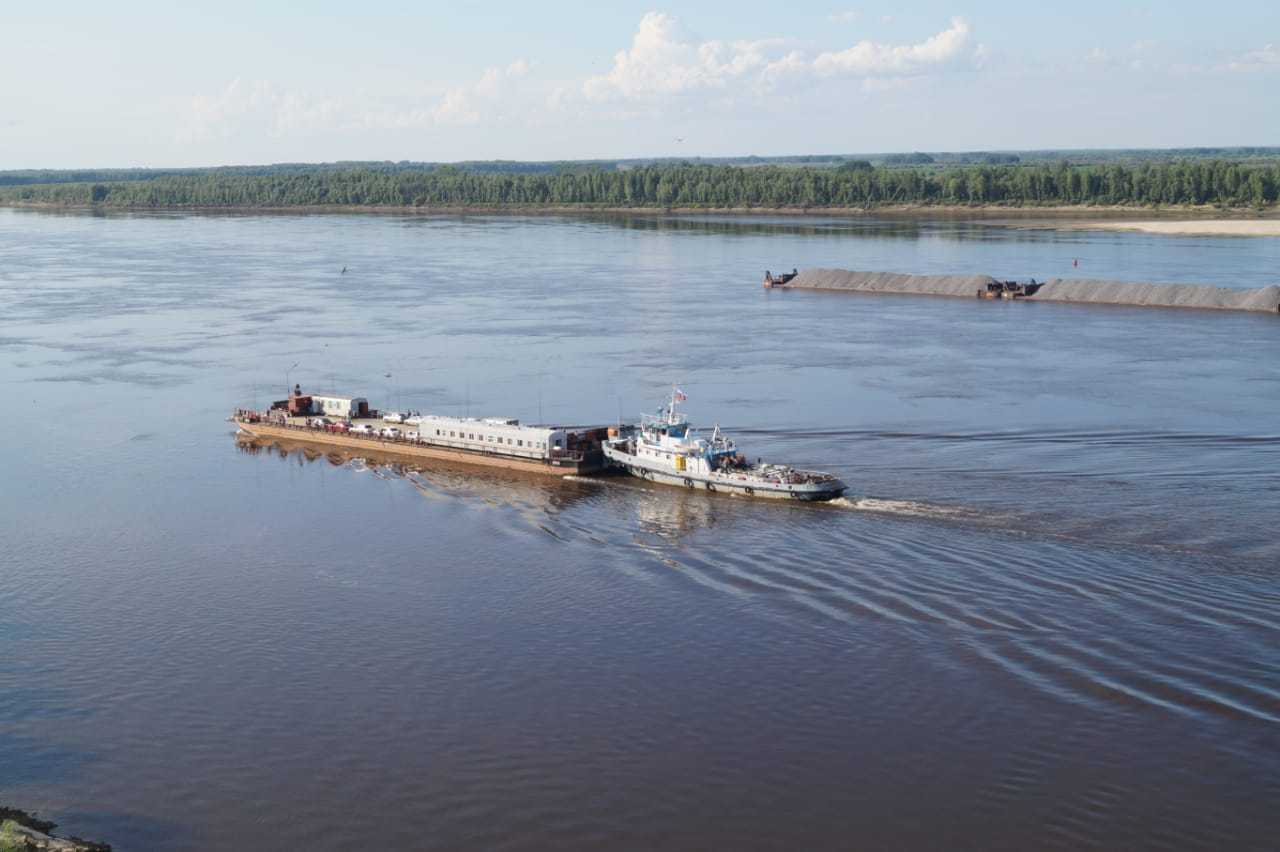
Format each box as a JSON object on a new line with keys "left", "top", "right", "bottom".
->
{"left": 763, "top": 268, "right": 799, "bottom": 288}
{"left": 603, "top": 388, "right": 846, "bottom": 501}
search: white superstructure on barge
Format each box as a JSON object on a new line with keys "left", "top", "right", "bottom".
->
{"left": 233, "top": 386, "right": 609, "bottom": 475}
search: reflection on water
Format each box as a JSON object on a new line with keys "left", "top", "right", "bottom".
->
{"left": 235, "top": 433, "right": 603, "bottom": 517}
{"left": 585, "top": 213, "right": 928, "bottom": 239}
{"left": 2, "top": 208, "right": 1279, "bottom": 851}
{"left": 632, "top": 487, "right": 726, "bottom": 541}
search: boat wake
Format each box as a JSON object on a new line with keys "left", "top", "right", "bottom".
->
{"left": 829, "top": 495, "right": 977, "bottom": 520}
{"left": 561, "top": 475, "right": 608, "bottom": 485}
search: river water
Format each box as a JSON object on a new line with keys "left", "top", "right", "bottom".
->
{"left": 1, "top": 209, "right": 1277, "bottom": 850}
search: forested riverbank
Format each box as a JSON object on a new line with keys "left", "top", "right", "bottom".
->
{"left": 2, "top": 161, "right": 1278, "bottom": 211}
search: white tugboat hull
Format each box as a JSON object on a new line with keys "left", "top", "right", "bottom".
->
{"left": 603, "top": 444, "right": 846, "bottom": 502}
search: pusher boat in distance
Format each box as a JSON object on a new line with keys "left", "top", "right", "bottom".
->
{"left": 603, "top": 388, "right": 846, "bottom": 501}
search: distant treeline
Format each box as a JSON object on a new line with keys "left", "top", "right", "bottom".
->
{"left": 2, "top": 161, "right": 1277, "bottom": 209}
{"left": 4, "top": 146, "right": 1280, "bottom": 189}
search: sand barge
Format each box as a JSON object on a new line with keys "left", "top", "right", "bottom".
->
{"left": 777, "top": 269, "right": 1280, "bottom": 314}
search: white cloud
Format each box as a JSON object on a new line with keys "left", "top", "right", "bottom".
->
{"left": 176, "top": 15, "right": 998, "bottom": 145}
{"left": 813, "top": 17, "right": 972, "bottom": 76}
{"left": 1227, "top": 44, "right": 1280, "bottom": 72}
{"left": 431, "top": 60, "right": 533, "bottom": 125}
{"left": 582, "top": 13, "right": 789, "bottom": 101}
{"left": 179, "top": 79, "right": 279, "bottom": 141}
{"left": 582, "top": 13, "right": 981, "bottom": 104}
{"left": 178, "top": 79, "right": 356, "bottom": 142}
{"left": 829, "top": 10, "right": 860, "bottom": 23}
{"left": 179, "top": 61, "right": 535, "bottom": 140}
{"left": 1077, "top": 39, "right": 1238, "bottom": 76}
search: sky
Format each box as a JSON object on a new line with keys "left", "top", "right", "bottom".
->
{"left": 2, "top": 1, "right": 1278, "bottom": 168}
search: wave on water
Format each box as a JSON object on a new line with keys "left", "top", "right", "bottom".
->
{"left": 829, "top": 495, "right": 978, "bottom": 521}
{"left": 738, "top": 426, "right": 1280, "bottom": 448}
{"left": 244, "top": 437, "right": 1280, "bottom": 727}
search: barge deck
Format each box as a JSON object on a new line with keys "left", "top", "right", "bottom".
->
{"left": 234, "top": 417, "right": 606, "bottom": 476}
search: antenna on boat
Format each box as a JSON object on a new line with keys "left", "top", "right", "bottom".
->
{"left": 667, "top": 383, "right": 687, "bottom": 424}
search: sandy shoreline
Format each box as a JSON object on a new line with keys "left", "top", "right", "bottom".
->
{"left": 1059, "top": 220, "right": 1280, "bottom": 237}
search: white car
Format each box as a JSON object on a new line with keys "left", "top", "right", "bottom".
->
{"left": 349, "top": 424, "right": 374, "bottom": 435}
{"left": 404, "top": 415, "right": 423, "bottom": 426}
{"left": 404, "top": 430, "right": 420, "bottom": 441}
{"left": 379, "top": 427, "right": 401, "bottom": 439}
{"left": 382, "top": 412, "right": 404, "bottom": 424}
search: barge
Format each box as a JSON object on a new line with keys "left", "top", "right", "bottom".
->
{"left": 233, "top": 386, "right": 609, "bottom": 475}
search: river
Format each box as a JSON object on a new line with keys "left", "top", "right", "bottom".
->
{"left": 1, "top": 209, "right": 1277, "bottom": 850}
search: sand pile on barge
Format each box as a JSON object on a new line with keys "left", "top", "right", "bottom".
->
{"left": 789, "top": 269, "right": 1280, "bottom": 314}
{"left": 1030, "top": 278, "right": 1280, "bottom": 312}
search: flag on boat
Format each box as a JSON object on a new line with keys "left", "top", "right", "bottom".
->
{"left": 674, "top": 388, "right": 687, "bottom": 402}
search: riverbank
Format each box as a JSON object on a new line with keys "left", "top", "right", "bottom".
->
{"left": 2, "top": 200, "right": 1278, "bottom": 220}
{"left": 0, "top": 807, "right": 109, "bottom": 852}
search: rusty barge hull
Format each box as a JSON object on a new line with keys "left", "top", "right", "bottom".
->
{"left": 237, "top": 422, "right": 602, "bottom": 476}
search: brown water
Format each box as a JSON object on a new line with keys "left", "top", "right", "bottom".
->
{"left": 1, "top": 210, "right": 1278, "bottom": 850}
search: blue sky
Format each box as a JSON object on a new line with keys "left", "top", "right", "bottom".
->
{"left": 2, "top": 1, "right": 1277, "bottom": 167}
